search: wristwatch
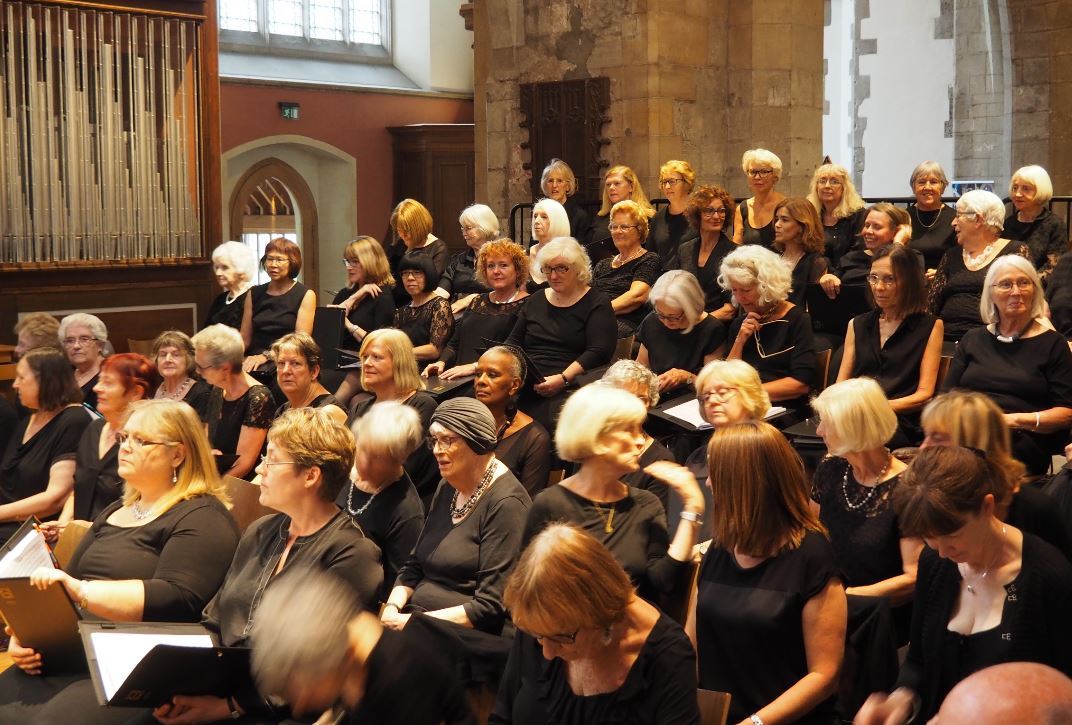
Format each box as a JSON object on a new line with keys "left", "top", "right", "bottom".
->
{"left": 680, "top": 510, "right": 703, "bottom": 525}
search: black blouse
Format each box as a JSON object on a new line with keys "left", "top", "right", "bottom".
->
{"left": 622, "top": 439, "right": 676, "bottom": 512}
{"left": 248, "top": 281, "right": 310, "bottom": 355}
{"left": 787, "top": 252, "right": 829, "bottom": 307}
{"left": 592, "top": 251, "right": 663, "bottom": 329}
{"left": 823, "top": 208, "right": 866, "bottom": 270}
{"left": 1003, "top": 205, "right": 1069, "bottom": 280}
{"left": 332, "top": 284, "right": 396, "bottom": 352}
{"left": 71, "top": 418, "right": 121, "bottom": 522}
{"left": 440, "top": 293, "right": 526, "bottom": 368}
{"left": 438, "top": 249, "right": 488, "bottom": 301}
{"left": 1046, "top": 251, "right": 1072, "bottom": 338}
{"left": 927, "top": 242, "right": 1031, "bottom": 341}
{"left": 726, "top": 304, "right": 817, "bottom": 409}
{"left": 394, "top": 296, "right": 455, "bottom": 355}
{"left": 206, "top": 384, "right": 275, "bottom": 458}
{"left": 636, "top": 313, "right": 726, "bottom": 378}
{"left": 495, "top": 421, "right": 552, "bottom": 498}
{"left": 80, "top": 374, "right": 100, "bottom": 413}
{"left": 563, "top": 197, "right": 593, "bottom": 245}
{"left": 178, "top": 380, "right": 214, "bottom": 424}
{"left": 646, "top": 207, "right": 698, "bottom": 271}
{"left": 203, "top": 289, "right": 250, "bottom": 331}
{"left": 505, "top": 288, "right": 617, "bottom": 376}
{"left": 673, "top": 234, "right": 736, "bottom": 312}
{"left": 907, "top": 204, "right": 957, "bottom": 271}
{"left": 848, "top": 310, "right": 938, "bottom": 401}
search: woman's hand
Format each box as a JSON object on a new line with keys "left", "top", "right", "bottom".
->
{"left": 853, "top": 688, "right": 916, "bottom": 725}
{"left": 735, "top": 312, "right": 763, "bottom": 344}
{"left": 645, "top": 461, "right": 705, "bottom": 515}
{"left": 380, "top": 605, "right": 411, "bottom": 631}
{"left": 657, "top": 368, "right": 693, "bottom": 392}
{"left": 423, "top": 361, "right": 446, "bottom": 378}
{"left": 818, "top": 273, "right": 841, "bottom": 299}
{"left": 440, "top": 363, "right": 477, "bottom": 381}
{"left": 29, "top": 567, "right": 81, "bottom": 599}
{"left": 926, "top": 268, "right": 937, "bottom": 282}
{"left": 154, "top": 695, "right": 234, "bottom": 724}
{"left": 36, "top": 521, "right": 65, "bottom": 545}
{"left": 242, "top": 354, "right": 269, "bottom": 373}
{"left": 534, "top": 373, "right": 568, "bottom": 397}
{"left": 7, "top": 627, "right": 42, "bottom": 675}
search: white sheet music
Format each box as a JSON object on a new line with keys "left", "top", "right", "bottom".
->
{"left": 661, "top": 399, "right": 787, "bottom": 430}
{"left": 90, "top": 631, "right": 213, "bottom": 701}
{"left": 0, "top": 525, "right": 55, "bottom": 578}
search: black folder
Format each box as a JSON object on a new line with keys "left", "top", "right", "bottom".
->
{"left": 805, "top": 283, "right": 873, "bottom": 335}
{"left": 79, "top": 621, "right": 252, "bottom": 707}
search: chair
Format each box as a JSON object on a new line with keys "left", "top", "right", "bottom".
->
{"left": 126, "top": 338, "right": 154, "bottom": 356}
{"left": 224, "top": 475, "right": 273, "bottom": 534}
{"left": 54, "top": 521, "right": 92, "bottom": 569}
{"left": 697, "top": 688, "right": 731, "bottom": 725}
{"left": 612, "top": 335, "right": 635, "bottom": 363}
{"left": 935, "top": 353, "right": 953, "bottom": 390}
{"left": 813, "top": 347, "right": 832, "bottom": 393}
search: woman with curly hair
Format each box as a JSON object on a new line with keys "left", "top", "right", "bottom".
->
{"left": 674, "top": 184, "right": 738, "bottom": 320}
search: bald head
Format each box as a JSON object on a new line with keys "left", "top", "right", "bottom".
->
{"left": 932, "top": 662, "right": 1072, "bottom": 724}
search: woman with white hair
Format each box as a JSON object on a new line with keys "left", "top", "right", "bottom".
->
{"left": 435, "top": 203, "right": 498, "bottom": 314}
{"left": 1004, "top": 165, "right": 1069, "bottom": 281}
{"left": 636, "top": 270, "right": 726, "bottom": 394}
{"left": 732, "top": 148, "right": 786, "bottom": 249}
{"left": 527, "top": 197, "right": 571, "bottom": 286}
{"left": 58, "top": 313, "right": 109, "bottom": 411}
{"left": 905, "top": 161, "right": 957, "bottom": 276}
{"left": 540, "top": 158, "right": 591, "bottom": 243}
{"left": 941, "top": 254, "right": 1072, "bottom": 475}
{"left": 928, "top": 189, "right": 1031, "bottom": 341}
{"left": 523, "top": 385, "right": 705, "bottom": 608}
{"left": 721, "top": 245, "right": 817, "bottom": 412}
{"left": 204, "top": 240, "right": 257, "bottom": 330}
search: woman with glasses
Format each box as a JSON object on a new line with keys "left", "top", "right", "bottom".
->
{"left": 818, "top": 203, "right": 919, "bottom": 298}
{"left": 906, "top": 161, "right": 957, "bottom": 278}
{"left": 592, "top": 165, "right": 655, "bottom": 247}
{"left": 0, "top": 400, "right": 239, "bottom": 720}
{"left": 732, "top": 148, "right": 786, "bottom": 249}
{"left": 646, "top": 160, "right": 699, "bottom": 270}
{"left": 150, "top": 407, "right": 383, "bottom": 725}
{"left": 491, "top": 523, "right": 700, "bottom": 725}
{"left": 1004, "top": 165, "right": 1068, "bottom": 282}
{"left": 540, "top": 158, "right": 592, "bottom": 244}
{"left": 527, "top": 198, "right": 572, "bottom": 286}
{"left": 151, "top": 330, "right": 214, "bottom": 423}
{"left": 593, "top": 200, "right": 663, "bottom": 339}
{"left": 928, "top": 189, "right": 1031, "bottom": 342}
{"left": 58, "top": 313, "right": 109, "bottom": 412}
{"left": 941, "top": 255, "right": 1072, "bottom": 476}
{"left": 394, "top": 252, "right": 456, "bottom": 363}
{"left": 270, "top": 333, "right": 346, "bottom": 424}
{"left": 806, "top": 162, "right": 866, "bottom": 270}
{"left": 205, "top": 241, "right": 257, "bottom": 331}
{"left": 721, "top": 244, "right": 817, "bottom": 414}
{"left": 387, "top": 198, "right": 449, "bottom": 306}
{"left": 772, "top": 197, "right": 830, "bottom": 307}
{"left": 383, "top": 398, "right": 530, "bottom": 638}
{"left": 434, "top": 204, "right": 497, "bottom": 314}
{"left": 636, "top": 270, "right": 726, "bottom": 394}
{"left": 505, "top": 237, "right": 616, "bottom": 429}
{"left": 674, "top": 184, "right": 738, "bottom": 321}
{"left": 241, "top": 237, "right": 316, "bottom": 375}
{"left": 330, "top": 236, "right": 397, "bottom": 352}
{"left": 836, "top": 244, "right": 943, "bottom": 445}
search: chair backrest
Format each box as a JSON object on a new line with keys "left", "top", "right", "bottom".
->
{"left": 697, "top": 688, "right": 731, "bottom": 725}
{"left": 224, "top": 475, "right": 274, "bottom": 534}
{"left": 127, "top": 338, "right": 155, "bottom": 356}
{"left": 813, "top": 347, "right": 833, "bottom": 393}
{"left": 935, "top": 354, "right": 954, "bottom": 390}
{"left": 54, "top": 520, "right": 92, "bottom": 569}
{"left": 612, "top": 334, "right": 635, "bottom": 363}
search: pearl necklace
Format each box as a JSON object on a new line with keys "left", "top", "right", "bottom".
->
{"left": 450, "top": 461, "right": 496, "bottom": 519}
{"left": 962, "top": 242, "right": 997, "bottom": 269}
{"left": 613, "top": 248, "right": 644, "bottom": 267}
{"left": 156, "top": 377, "right": 194, "bottom": 401}
{"left": 841, "top": 451, "right": 892, "bottom": 511}
{"left": 346, "top": 480, "right": 379, "bottom": 517}
{"left": 489, "top": 288, "right": 520, "bottom": 304}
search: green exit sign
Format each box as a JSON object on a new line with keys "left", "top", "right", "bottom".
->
{"left": 279, "top": 102, "right": 300, "bottom": 120}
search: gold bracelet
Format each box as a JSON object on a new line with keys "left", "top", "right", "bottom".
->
{"left": 78, "top": 580, "right": 90, "bottom": 609}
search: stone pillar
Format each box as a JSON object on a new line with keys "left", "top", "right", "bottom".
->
{"left": 470, "top": 0, "right": 825, "bottom": 228}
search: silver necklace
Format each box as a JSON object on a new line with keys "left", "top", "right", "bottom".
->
{"left": 963, "top": 525, "right": 1007, "bottom": 594}
{"left": 346, "top": 481, "right": 378, "bottom": 517}
{"left": 130, "top": 500, "right": 156, "bottom": 520}
{"left": 913, "top": 205, "right": 943, "bottom": 230}
{"left": 613, "top": 248, "right": 644, "bottom": 267}
{"left": 450, "top": 461, "right": 496, "bottom": 519}
{"left": 841, "top": 452, "right": 892, "bottom": 511}
{"left": 490, "top": 288, "right": 519, "bottom": 304}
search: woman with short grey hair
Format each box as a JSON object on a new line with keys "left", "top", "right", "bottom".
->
{"left": 58, "top": 312, "right": 109, "bottom": 410}
{"left": 906, "top": 161, "right": 956, "bottom": 276}
{"left": 205, "top": 241, "right": 257, "bottom": 329}
{"left": 540, "top": 157, "right": 591, "bottom": 243}
{"left": 435, "top": 203, "right": 499, "bottom": 313}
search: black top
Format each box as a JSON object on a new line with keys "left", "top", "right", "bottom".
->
{"left": 1003, "top": 205, "right": 1069, "bottom": 280}
{"left": 592, "top": 251, "right": 663, "bottom": 329}
{"left": 440, "top": 294, "right": 526, "bottom": 367}
{"left": 394, "top": 296, "right": 455, "bottom": 354}
{"left": 740, "top": 199, "right": 776, "bottom": 249}
{"left": 563, "top": 197, "right": 593, "bottom": 245}
{"left": 204, "top": 289, "right": 250, "bottom": 331}
{"left": 622, "top": 440, "right": 676, "bottom": 512}
{"left": 80, "top": 374, "right": 99, "bottom": 413}
{"left": 491, "top": 613, "right": 701, "bottom": 725}
{"left": 907, "top": 204, "right": 957, "bottom": 270}
{"left": 823, "top": 208, "right": 866, "bottom": 270}
{"left": 849, "top": 310, "right": 939, "bottom": 401}
{"left": 0, "top": 398, "right": 17, "bottom": 465}
{"left": 942, "top": 327, "right": 1072, "bottom": 413}
{"left": 179, "top": 380, "right": 214, "bottom": 424}
{"left": 495, "top": 421, "right": 552, "bottom": 498}
{"left": 1045, "top": 251, "right": 1072, "bottom": 338}
{"left": 505, "top": 289, "right": 617, "bottom": 375}
{"left": 726, "top": 305, "right": 817, "bottom": 410}
{"left": 337, "top": 473, "right": 425, "bottom": 600}
{"left": 206, "top": 384, "right": 275, "bottom": 457}
{"left": 637, "top": 313, "right": 726, "bottom": 378}
{"left": 332, "top": 285, "right": 396, "bottom": 352}
{"left": 439, "top": 249, "right": 488, "bottom": 300}
{"left": 71, "top": 418, "right": 121, "bottom": 522}
{"left": 672, "top": 234, "right": 736, "bottom": 312}
{"left": 395, "top": 465, "right": 531, "bottom": 634}
{"left": 274, "top": 392, "right": 341, "bottom": 419}
{"left": 248, "top": 281, "right": 310, "bottom": 355}
{"left": 927, "top": 242, "right": 1031, "bottom": 341}
{"left": 646, "top": 207, "right": 698, "bottom": 271}
{"left": 695, "top": 530, "right": 838, "bottom": 725}
{"left": 522, "top": 485, "right": 688, "bottom": 604}
{"left": 811, "top": 456, "right": 905, "bottom": 587}
{"left": 389, "top": 238, "right": 450, "bottom": 305}
{"left": 787, "top": 252, "right": 829, "bottom": 307}
{"left": 68, "top": 496, "right": 239, "bottom": 621}
{"left": 1007, "top": 484, "right": 1072, "bottom": 563}
{"left": 895, "top": 536, "right": 1072, "bottom": 720}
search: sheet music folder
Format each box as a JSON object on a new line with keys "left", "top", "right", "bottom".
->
{"left": 0, "top": 517, "right": 85, "bottom": 674}
{"left": 79, "top": 621, "right": 252, "bottom": 707}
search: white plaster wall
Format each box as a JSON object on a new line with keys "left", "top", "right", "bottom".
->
{"left": 823, "top": 0, "right": 855, "bottom": 170}
{"left": 393, "top": 0, "right": 473, "bottom": 93}
{"left": 856, "top": 0, "right": 954, "bottom": 197}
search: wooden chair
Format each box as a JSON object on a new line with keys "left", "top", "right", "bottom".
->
{"left": 697, "top": 688, "right": 732, "bottom": 725}
{"left": 611, "top": 335, "right": 635, "bottom": 363}
{"left": 224, "top": 475, "right": 273, "bottom": 534}
{"left": 127, "top": 338, "right": 155, "bottom": 356}
{"left": 54, "top": 521, "right": 92, "bottom": 569}
{"left": 935, "top": 353, "right": 953, "bottom": 390}
{"left": 813, "top": 347, "right": 833, "bottom": 393}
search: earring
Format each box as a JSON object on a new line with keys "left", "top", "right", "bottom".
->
{"left": 601, "top": 626, "right": 613, "bottom": 646}
{"left": 171, "top": 467, "right": 178, "bottom": 485}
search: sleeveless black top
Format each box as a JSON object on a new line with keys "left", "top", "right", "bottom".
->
{"left": 740, "top": 199, "right": 776, "bottom": 249}
{"left": 248, "top": 281, "right": 309, "bottom": 354}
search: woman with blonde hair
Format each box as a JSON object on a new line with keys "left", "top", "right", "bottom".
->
{"left": 819, "top": 202, "right": 919, "bottom": 297}
{"left": 733, "top": 148, "right": 786, "bottom": 249}
{"left": 330, "top": 235, "right": 396, "bottom": 350}
{"left": 807, "top": 162, "right": 866, "bottom": 269}
{"left": 205, "top": 240, "right": 257, "bottom": 330}
{"left": 491, "top": 524, "right": 700, "bottom": 724}
{"left": 690, "top": 420, "right": 846, "bottom": 725}
{"left": 647, "top": 159, "right": 699, "bottom": 269}
{"left": 773, "top": 197, "right": 830, "bottom": 306}
{"left": 539, "top": 157, "right": 591, "bottom": 243}
{"left": 14, "top": 311, "right": 61, "bottom": 358}
{"left": 388, "top": 197, "right": 448, "bottom": 285}
{"left": 1004, "top": 164, "right": 1068, "bottom": 280}
{"left": 592, "top": 165, "right": 655, "bottom": 246}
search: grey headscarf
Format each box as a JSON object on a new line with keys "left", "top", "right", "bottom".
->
{"left": 430, "top": 398, "right": 498, "bottom": 454}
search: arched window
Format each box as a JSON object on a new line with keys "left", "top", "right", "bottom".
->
{"left": 219, "top": 0, "right": 389, "bottom": 61}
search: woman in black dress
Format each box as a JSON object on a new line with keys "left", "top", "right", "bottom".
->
{"left": 836, "top": 244, "right": 943, "bottom": 445}
{"left": 772, "top": 197, "right": 829, "bottom": 307}
{"left": 527, "top": 198, "right": 572, "bottom": 287}
{"left": 732, "top": 148, "right": 785, "bottom": 249}
{"left": 818, "top": 203, "right": 919, "bottom": 295}
{"left": 806, "top": 162, "right": 866, "bottom": 271}
{"left": 387, "top": 198, "right": 449, "bottom": 303}
{"left": 928, "top": 189, "right": 1031, "bottom": 342}
{"left": 58, "top": 313, "right": 109, "bottom": 412}
{"left": 593, "top": 200, "right": 663, "bottom": 338}
{"left": 241, "top": 237, "right": 316, "bottom": 375}
{"left": 394, "top": 251, "right": 455, "bottom": 363}
{"left": 492, "top": 523, "right": 700, "bottom": 725}
{"left": 192, "top": 324, "right": 274, "bottom": 481}
{"left": 673, "top": 184, "right": 737, "bottom": 321}
{"left": 435, "top": 203, "right": 497, "bottom": 314}
{"left": 540, "top": 158, "right": 592, "bottom": 244}
{"left": 905, "top": 161, "right": 957, "bottom": 278}
{"left": 270, "top": 333, "right": 347, "bottom": 424}
{"left": 690, "top": 420, "right": 846, "bottom": 725}
{"left": 151, "top": 330, "right": 213, "bottom": 423}
{"left": 858, "top": 447, "right": 1072, "bottom": 723}
{"left": 1, "top": 349, "right": 92, "bottom": 544}
{"left": 424, "top": 239, "right": 530, "bottom": 380}
{"left": 331, "top": 236, "right": 397, "bottom": 351}
{"left": 204, "top": 240, "right": 257, "bottom": 330}
{"left": 1004, "top": 164, "right": 1069, "bottom": 282}
{"left": 647, "top": 159, "right": 698, "bottom": 270}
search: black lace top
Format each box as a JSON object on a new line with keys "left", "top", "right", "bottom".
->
{"left": 440, "top": 293, "right": 526, "bottom": 367}
{"left": 394, "top": 296, "right": 455, "bottom": 354}
{"left": 928, "top": 241, "right": 1031, "bottom": 341}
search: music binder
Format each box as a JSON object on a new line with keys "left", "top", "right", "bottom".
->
{"left": 79, "top": 621, "right": 252, "bottom": 708}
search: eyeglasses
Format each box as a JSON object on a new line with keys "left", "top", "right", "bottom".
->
{"left": 194, "top": 360, "right": 217, "bottom": 374}
{"left": 400, "top": 270, "right": 424, "bottom": 279}
{"left": 258, "top": 455, "right": 299, "bottom": 469}
{"left": 426, "top": 434, "right": 464, "bottom": 451}
{"left": 753, "top": 319, "right": 795, "bottom": 359}
{"left": 816, "top": 177, "right": 843, "bottom": 187}
{"left": 63, "top": 336, "right": 97, "bottom": 347}
{"left": 660, "top": 178, "right": 686, "bottom": 187}
{"left": 541, "top": 264, "right": 571, "bottom": 276}
{"left": 264, "top": 256, "right": 289, "bottom": 264}
{"left": 115, "top": 432, "right": 176, "bottom": 450}
{"left": 700, "top": 207, "right": 727, "bottom": 217}
{"left": 655, "top": 309, "right": 686, "bottom": 322}
{"left": 992, "top": 279, "right": 1034, "bottom": 293}
{"left": 533, "top": 630, "right": 578, "bottom": 645}
{"left": 608, "top": 224, "right": 639, "bottom": 233}
{"left": 343, "top": 258, "right": 359, "bottom": 268}
{"left": 1010, "top": 183, "right": 1036, "bottom": 195}
{"left": 701, "top": 388, "right": 739, "bottom": 404}
{"left": 867, "top": 274, "right": 897, "bottom": 287}
{"left": 955, "top": 211, "right": 978, "bottom": 220}
{"left": 747, "top": 168, "right": 774, "bottom": 178}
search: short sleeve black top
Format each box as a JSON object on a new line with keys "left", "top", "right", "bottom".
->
{"left": 180, "top": 380, "right": 214, "bottom": 424}
{"left": 494, "top": 421, "right": 552, "bottom": 498}
{"left": 332, "top": 285, "right": 397, "bottom": 352}
{"left": 67, "top": 496, "right": 240, "bottom": 621}
{"left": 72, "top": 418, "right": 121, "bottom": 522}
{"left": 204, "top": 289, "right": 250, "bottom": 331}
{"left": 394, "top": 296, "right": 455, "bottom": 354}
{"left": 673, "top": 234, "right": 736, "bottom": 312}
{"left": 646, "top": 207, "right": 698, "bottom": 271}
{"left": 389, "top": 238, "right": 450, "bottom": 304}
{"left": 440, "top": 294, "right": 526, "bottom": 367}
{"left": 248, "top": 281, "right": 310, "bottom": 355}
{"left": 726, "top": 305, "right": 817, "bottom": 409}
{"left": 490, "top": 613, "right": 700, "bottom": 725}
{"left": 636, "top": 313, "right": 726, "bottom": 376}
{"left": 823, "top": 208, "right": 866, "bottom": 269}
{"left": 740, "top": 199, "right": 776, "bottom": 249}
{"left": 0, "top": 405, "right": 91, "bottom": 513}
{"left": 206, "top": 384, "right": 275, "bottom": 457}
{"left": 505, "top": 288, "right": 617, "bottom": 375}
{"left": 928, "top": 242, "right": 1030, "bottom": 341}
{"left": 438, "top": 249, "right": 488, "bottom": 300}
{"left": 908, "top": 204, "right": 957, "bottom": 270}
{"left": 592, "top": 251, "right": 663, "bottom": 328}
{"left": 80, "top": 375, "right": 100, "bottom": 413}
{"left": 695, "top": 531, "right": 838, "bottom": 725}
{"left": 849, "top": 310, "right": 939, "bottom": 401}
